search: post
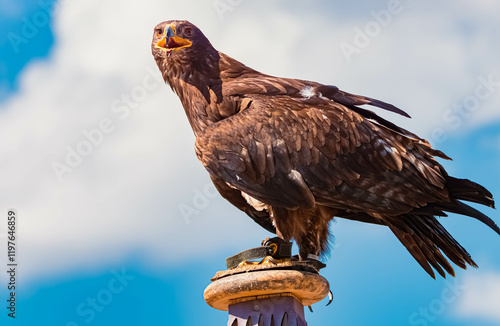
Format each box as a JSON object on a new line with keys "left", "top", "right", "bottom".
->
{"left": 204, "top": 267, "right": 329, "bottom": 325}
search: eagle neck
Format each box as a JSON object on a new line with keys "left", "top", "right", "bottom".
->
{"left": 160, "top": 50, "right": 230, "bottom": 136}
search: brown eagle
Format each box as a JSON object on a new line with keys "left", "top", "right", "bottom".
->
{"left": 151, "top": 20, "right": 499, "bottom": 278}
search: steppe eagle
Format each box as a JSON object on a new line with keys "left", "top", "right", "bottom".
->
{"left": 151, "top": 20, "right": 499, "bottom": 278}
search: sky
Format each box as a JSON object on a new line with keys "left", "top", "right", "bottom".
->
{"left": 0, "top": 0, "right": 500, "bottom": 325}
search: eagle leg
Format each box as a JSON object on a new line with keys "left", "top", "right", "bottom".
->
{"left": 272, "top": 205, "right": 335, "bottom": 263}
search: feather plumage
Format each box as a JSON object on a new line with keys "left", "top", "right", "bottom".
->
{"left": 152, "top": 20, "right": 499, "bottom": 278}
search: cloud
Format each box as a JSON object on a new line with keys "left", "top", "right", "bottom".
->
{"left": 455, "top": 271, "right": 500, "bottom": 322}
{"left": 0, "top": 0, "right": 499, "bottom": 284}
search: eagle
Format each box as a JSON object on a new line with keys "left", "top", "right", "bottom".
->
{"left": 151, "top": 20, "right": 499, "bottom": 278}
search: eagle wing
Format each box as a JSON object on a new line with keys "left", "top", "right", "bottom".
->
{"left": 219, "top": 71, "right": 412, "bottom": 118}
{"left": 195, "top": 93, "right": 448, "bottom": 216}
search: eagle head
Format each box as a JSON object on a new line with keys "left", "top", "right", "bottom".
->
{"left": 151, "top": 20, "right": 216, "bottom": 79}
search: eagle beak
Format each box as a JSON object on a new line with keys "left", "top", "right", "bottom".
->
{"left": 156, "top": 25, "right": 192, "bottom": 55}
{"left": 156, "top": 37, "right": 167, "bottom": 49}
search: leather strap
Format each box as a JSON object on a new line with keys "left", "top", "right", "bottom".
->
{"left": 226, "top": 237, "right": 292, "bottom": 270}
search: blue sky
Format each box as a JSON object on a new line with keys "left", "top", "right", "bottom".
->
{"left": 1, "top": 0, "right": 500, "bottom": 325}
{"left": 0, "top": 0, "right": 56, "bottom": 101}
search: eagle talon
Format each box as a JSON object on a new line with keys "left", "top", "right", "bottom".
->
{"left": 261, "top": 256, "right": 278, "bottom": 265}
{"left": 237, "top": 255, "right": 288, "bottom": 268}
{"left": 326, "top": 290, "right": 333, "bottom": 306}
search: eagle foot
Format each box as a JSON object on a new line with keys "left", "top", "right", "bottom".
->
{"left": 225, "top": 237, "right": 327, "bottom": 271}
{"left": 237, "top": 255, "right": 290, "bottom": 268}
{"left": 225, "top": 237, "right": 292, "bottom": 270}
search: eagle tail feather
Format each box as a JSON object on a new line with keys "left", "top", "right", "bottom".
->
{"left": 439, "top": 200, "right": 500, "bottom": 237}
{"left": 439, "top": 176, "right": 500, "bottom": 236}
{"left": 387, "top": 214, "right": 477, "bottom": 279}
{"left": 446, "top": 176, "right": 495, "bottom": 208}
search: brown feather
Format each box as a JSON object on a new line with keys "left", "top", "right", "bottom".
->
{"left": 152, "top": 20, "right": 498, "bottom": 276}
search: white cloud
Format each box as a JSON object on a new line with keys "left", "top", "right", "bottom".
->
{"left": 455, "top": 0, "right": 500, "bottom": 15}
{"left": 455, "top": 271, "right": 500, "bottom": 322}
{"left": 0, "top": 0, "right": 499, "bottom": 284}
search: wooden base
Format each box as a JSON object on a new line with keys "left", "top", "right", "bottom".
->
{"left": 204, "top": 269, "right": 329, "bottom": 311}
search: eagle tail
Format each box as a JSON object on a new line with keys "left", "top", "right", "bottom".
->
{"left": 386, "top": 214, "right": 477, "bottom": 279}
{"left": 387, "top": 177, "right": 498, "bottom": 279}
{"left": 446, "top": 176, "right": 495, "bottom": 208}
{"left": 441, "top": 177, "right": 500, "bottom": 236}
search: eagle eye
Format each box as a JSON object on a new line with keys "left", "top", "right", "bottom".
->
{"left": 155, "top": 28, "right": 163, "bottom": 36}
{"left": 184, "top": 27, "right": 194, "bottom": 38}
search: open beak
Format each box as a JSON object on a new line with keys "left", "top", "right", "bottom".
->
{"left": 155, "top": 24, "right": 192, "bottom": 56}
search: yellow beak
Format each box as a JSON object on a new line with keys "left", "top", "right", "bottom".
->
{"left": 156, "top": 24, "right": 192, "bottom": 50}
